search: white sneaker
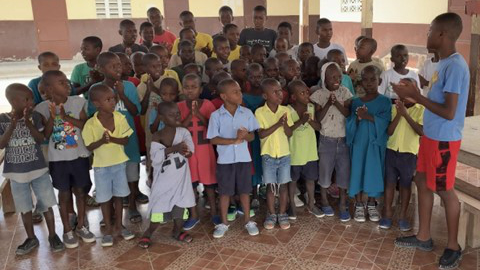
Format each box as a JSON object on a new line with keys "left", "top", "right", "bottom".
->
{"left": 294, "top": 195, "right": 304, "bottom": 207}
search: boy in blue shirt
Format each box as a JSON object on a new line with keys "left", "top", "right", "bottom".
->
{"left": 88, "top": 52, "right": 143, "bottom": 224}
{"left": 393, "top": 13, "right": 469, "bottom": 269}
{"left": 207, "top": 79, "right": 260, "bottom": 238}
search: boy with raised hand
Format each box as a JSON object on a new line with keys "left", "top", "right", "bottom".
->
{"left": 239, "top": 5, "right": 277, "bottom": 53}
{"left": 171, "top": 11, "right": 213, "bottom": 56}
{"left": 109, "top": 19, "right": 148, "bottom": 56}
{"left": 313, "top": 18, "right": 348, "bottom": 63}
{"left": 393, "top": 13, "right": 469, "bottom": 269}
{"left": 71, "top": 36, "right": 104, "bottom": 97}
{"left": 146, "top": 7, "right": 176, "bottom": 52}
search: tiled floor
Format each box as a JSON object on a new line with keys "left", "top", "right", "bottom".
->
{"left": 1, "top": 165, "right": 479, "bottom": 270}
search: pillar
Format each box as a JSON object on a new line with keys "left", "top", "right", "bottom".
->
{"left": 468, "top": 14, "right": 480, "bottom": 116}
{"left": 361, "top": 0, "right": 373, "bottom": 38}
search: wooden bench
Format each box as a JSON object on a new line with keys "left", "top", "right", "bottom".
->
{"left": 455, "top": 116, "right": 480, "bottom": 248}
{"left": 0, "top": 149, "right": 16, "bottom": 214}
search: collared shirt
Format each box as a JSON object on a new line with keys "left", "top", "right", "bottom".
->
{"left": 255, "top": 104, "right": 293, "bottom": 158}
{"left": 171, "top": 32, "right": 213, "bottom": 55}
{"left": 82, "top": 111, "right": 132, "bottom": 167}
{"left": 387, "top": 103, "right": 424, "bottom": 155}
{"left": 207, "top": 105, "right": 259, "bottom": 164}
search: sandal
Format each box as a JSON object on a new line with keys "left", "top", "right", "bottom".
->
{"left": 129, "top": 209, "right": 142, "bottom": 223}
{"left": 86, "top": 195, "right": 99, "bottom": 207}
{"left": 138, "top": 237, "right": 151, "bottom": 249}
{"left": 174, "top": 232, "right": 192, "bottom": 243}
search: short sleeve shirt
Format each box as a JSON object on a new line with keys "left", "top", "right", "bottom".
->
{"left": 313, "top": 43, "right": 348, "bottom": 64}
{"left": 288, "top": 104, "right": 318, "bottom": 166}
{"left": 310, "top": 86, "right": 352, "bottom": 137}
{"left": 70, "top": 62, "right": 93, "bottom": 87}
{"left": 379, "top": 69, "right": 421, "bottom": 99}
{"left": 82, "top": 111, "right": 132, "bottom": 167}
{"left": 238, "top": 28, "right": 277, "bottom": 52}
{"left": 0, "top": 112, "right": 48, "bottom": 183}
{"left": 255, "top": 104, "right": 294, "bottom": 158}
{"left": 424, "top": 53, "right": 469, "bottom": 141}
{"left": 387, "top": 104, "right": 424, "bottom": 154}
{"left": 34, "top": 96, "right": 90, "bottom": 161}
{"left": 171, "top": 32, "right": 213, "bottom": 55}
{"left": 108, "top": 43, "right": 149, "bottom": 55}
{"left": 207, "top": 105, "right": 260, "bottom": 164}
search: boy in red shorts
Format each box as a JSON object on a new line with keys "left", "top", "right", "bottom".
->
{"left": 392, "top": 12, "right": 469, "bottom": 269}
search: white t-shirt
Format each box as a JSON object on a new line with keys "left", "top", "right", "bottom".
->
{"left": 419, "top": 58, "right": 439, "bottom": 82}
{"left": 378, "top": 68, "right": 421, "bottom": 99}
{"left": 313, "top": 43, "right": 348, "bottom": 63}
{"left": 269, "top": 46, "right": 297, "bottom": 59}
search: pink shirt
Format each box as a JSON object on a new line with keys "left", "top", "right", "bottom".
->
{"left": 140, "top": 30, "right": 176, "bottom": 52}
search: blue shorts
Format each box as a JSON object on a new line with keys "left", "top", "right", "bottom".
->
{"left": 318, "top": 135, "right": 350, "bottom": 189}
{"left": 93, "top": 162, "right": 130, "bottom": 203}
{"left": 10, "top": 173, "right": 57, "bottom": 214}
{"left": 261, "top": 155, "right": 291, "bottom": 185}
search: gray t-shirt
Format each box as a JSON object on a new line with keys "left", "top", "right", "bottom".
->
{"left": 238, "top": 28, "right": 277, "bottom": 52}
{"left": 0, "top": 112, "right": 48, "bottom": 183}
{"left": 35, "top": 96, "right": 90, "bottom": 162}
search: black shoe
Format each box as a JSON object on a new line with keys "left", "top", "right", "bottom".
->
{"left": 49, "top": 234, "right": 66, "bottom": 252}
{"left": 394, "top": 235, "right": 434, "bottom": 251}
{"left": 122, "top": 197, "right": 129, "bottom": 207}
{"left": 15, "top": 237, "right": 39, "bottom": 255}
{"left": 439, "top": 247, "right": 462, "bottom": 269}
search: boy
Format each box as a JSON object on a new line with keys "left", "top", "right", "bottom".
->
{"left": 347, "top": 37, "right": 385, "bottom": 97}
{"left": 326, "top": 49, "right": 355, "bottom": 95}
{"left": 231, "top": 59, "right": 248, "bottom": 90}
{"left": 146, "top": 7, "right": 176, "bottom": 51}
{"left": 138, "top": 101, "right": 195, "bottom": 248}
{"left": 108, "top": 19, "right": 148, "bottom": 55}
{"left": 281, "top": 59, "right": 301, "bottom": 87}
{"left": 207, "top": 79, "right": 260, "bottom": 238}
{"left": 251, "top": 44, "right": 267, "bottom": 65}
{"left": 139, "top": 22, "right": 155, "bottom": 49}
{"left": 256, "top": 78, "right": 293, "bottom": 230}
{"left": 239, "top": 5, "right": 277, "bottom": 52}
{"left": 116, "top": 52, "right": 134, "bottom": 79}
{"left": 313, "top": 18, "right": 348, "bottom": 63}
{"left": 171, "top": 11, "right": 213, "bottom": 56}
{"left": 82, "top": 84, "right": 135, "bottom": 246}
{"left": 201, "top": 58, "right": 224, "bottom": 100}
{"left": 87, "top": 52, "right": 143, "bottom": 225}
{"left": 212, "top": 35, "right": 231, "bottom": 68}
{"left": 172, "top": 40, "right": 199, "bottom": 82}
{"left": 297, "top": 42, "right": 314, "bottom": 72}
{"left": 287, "top": 80, "right": 321, "bottom": 219}
{"left": 379, "top": 45, "right": 421, "bottom": 100}
{"left": 393, "top": 13, "right": 468, "bottom": 269}
{"left": 381, "top": 80, "right": 424, "bottom": 231}
{"left": 168, "top": 28, "right": 208, "bottom": 68}
{"left": 1, "top": 83, "right": 64, "bottom": 254}
{"left": 35, "top": 70, "right": 95, "bottom": 248}
{"left": 28, "top": 52, "right": 75, "bottom": 105}
{"left": 269, "top": 37, "right": 288, "bottom": 57}
{"left": 149, "top": 45, "right": 182, "bottom": 88}
{"left": 213, "top": 6, "right": 234, "bottom": 39}
{"left": 130, "top": 51, "right": 146, "bottom": 86}
{"left": 240, "top": 45, "right": 252, "bottom": 63}
{"left": 277, "top": 22, "right": 297, "bottom": 56}
{"left": 71, "top": 36, "right": 104, "bottom": 97}
{"left": 223, "top": 23, "right": 241, "bottom": 61}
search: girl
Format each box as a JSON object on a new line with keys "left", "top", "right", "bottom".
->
{"left": 178, "top": 74, "right": 219, "bottom": 230}
{"left": 346, "top": 65, "right": 391, "bottom": 223}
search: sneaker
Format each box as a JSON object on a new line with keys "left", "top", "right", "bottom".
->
{"left": 354, "top": 203, "right": 366, "bottom": 222}
{"left": 227, "top": 206, "right": 237, "bottom": 222}
{"left": 136, "top": 192, "right": 149, "bottom": 204}
{"left": 264, "top": 214, "right": 277, "bottom": 230}
{"left": 398, "top": 219, "right": 412, "bottom": 232}
{"left": 15, "top": 237, "right": 39, "bottom": 255}
{"left": 183, "top": 219, "right": 200, "bottom": 231}
{"left": 213, "top": 223, "right": 229, "bottom": 238}
{"left": 379, "top": 218, "right": 392, "bottom": 230}
{"left": 69, "top": 213, "right": 78, "bottom": 231}
{"left": 76, "top": 226, "right": 96, "bottom": 243}
{"left": 99, "top": 217, "right": 115, "bottom": 227}
{"left": 251, "top": 199, "right": 260, "bottom": 209}
{"left": 439, "top": 247, "right": 462, "bottom": 269}
{"left": 308, "top": 205, "right": 325, "bottom": 218}
{"left": 212, "top": 215, "right": 222, "bottom": 226}
{"left": 62, "top": 231, "right": 79, "bottom": 249}
{"left": 204, "top": 200, "right": 211, "bottom": 210}
{"left": 245, "top": 221, "right": 259, "bottom": 236}
{"left": 122, "top": 197, "right": 129, "bottom": 207}
{"left": 49, "top": 234, "right": 65, "bottom": 252}
{"left": 339, "top": 210, "right": 351, "bottom": 222}
{"left": 394, "top": 235, "right": 434, "bottom": 251}
{"left": 287, "top": 207, "right": 297, "bottom": 220}
{"left": 278, "top": 213, "right": 290, "bottom": 230}
{"left": 101, "top": 235, "right": 114, "bottom": 247}
{"left": 367, "top": 202, "right": 380, "bottom": 222}
{"left": 237, "top": 206, "right": 255, "bottom": 217}
{"left": 321, "top": 206, "right": 335, "bottom": 217}
{"left": 121, "top": 228, "right": 135, "bottom": 240}
{"left": 294, "top": 195, "right": 304, "bottom": 207}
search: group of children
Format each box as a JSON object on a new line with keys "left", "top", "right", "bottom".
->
{"left": 0, "top": 5, "right": 469, "bottom": 269}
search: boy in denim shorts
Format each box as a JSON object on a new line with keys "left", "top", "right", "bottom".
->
{"left": 255, "top": 78, "right": 293, "bottom": 230}
{"left": 0, "top": 84, "right": 64, "bottom": 255}
{"left": 82, "top": 84, "right": 135, "bottom": 247}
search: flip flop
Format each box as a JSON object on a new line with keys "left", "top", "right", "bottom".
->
{"left": 129, "top": 210, "right": 142, "bottom": 223}
{"left": 138, "top": 237, "right": 151, "bottom": 249}
{"left": 174, "top": 232, "right": 192, "bottom": 243}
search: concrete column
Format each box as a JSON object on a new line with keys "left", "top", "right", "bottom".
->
{"left": 361, "top": 0, "right": 373, "bottom": 38}
{"left": 468, "top": 14, "right": 480, "bottom": 116}
{"left": 299, "top": 0, "right": 309, "bottom": 43}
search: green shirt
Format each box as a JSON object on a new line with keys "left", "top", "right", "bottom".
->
{"left": 288, "top": 103, "right": 318, "bottom": 166}
{"left": 71, "top": 62, "right": 93, "bottom": 87}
